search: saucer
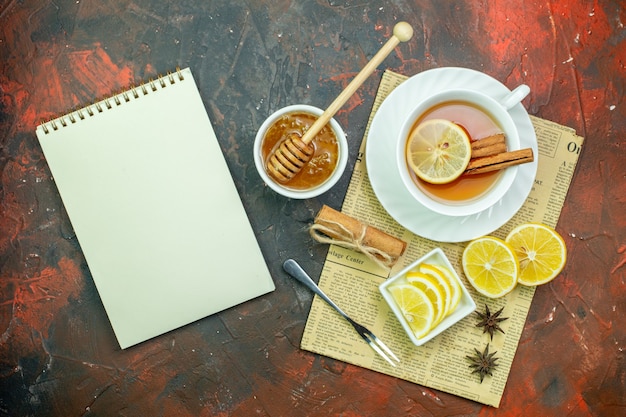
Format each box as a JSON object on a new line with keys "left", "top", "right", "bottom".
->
{"left": 365, "top": 67, "right": 538, "bottom": 243}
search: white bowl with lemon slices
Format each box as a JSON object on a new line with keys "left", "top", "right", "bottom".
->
{"left": 396, "top": 87, "right": 527, "bottom": 217}
{"left": 379, "top": 248, "right": 476, "bottom": 346}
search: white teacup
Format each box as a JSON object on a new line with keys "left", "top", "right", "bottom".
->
{"left": 396, "top": 85, "right": 529, "bottom": 217}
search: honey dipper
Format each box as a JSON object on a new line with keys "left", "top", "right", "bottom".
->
{"left": 266, "top": 21, "right": 414, "bottom": 183}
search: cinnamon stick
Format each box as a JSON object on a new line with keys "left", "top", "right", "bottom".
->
{"left": 471, "top": 133, "right": 506, "bottom": 150}
{"left": 471, "top": 133, "right": 507, "bottom": 159}
{"left": 465, "top": 148, "right": 534, "bottom": 175}
{"left": 310, "top": 205, "right": 406, "bottom": 268}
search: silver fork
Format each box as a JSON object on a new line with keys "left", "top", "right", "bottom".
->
{"left": 284, "top": 259, "right": 400, "bottom": 367}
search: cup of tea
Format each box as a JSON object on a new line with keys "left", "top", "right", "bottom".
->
{"left": 253, "top": 104, "right": 348, "bottom": 199}
{"left": 396, "top": 86, "right": 529, "bottom": 216}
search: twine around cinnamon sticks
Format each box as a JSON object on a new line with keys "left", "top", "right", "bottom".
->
{"left": 309, "top": 205, "right": 406, "bottom": 269}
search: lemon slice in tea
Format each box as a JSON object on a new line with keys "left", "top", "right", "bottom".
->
{"left": 406, "top": 119, "right": 472, "bottom": 184}
{"left": 505, "top": 223, "right": 567, "bottom": 286}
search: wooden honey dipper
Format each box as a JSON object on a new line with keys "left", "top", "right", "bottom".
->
{"left": 266, "top": 22, "right": 414, "bottom": 183}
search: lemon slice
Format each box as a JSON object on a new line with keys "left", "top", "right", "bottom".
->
{"left": 406, "top": 119, "right": 472, "bottom": 184}
{"left": 388, "top": 284, "right": 435, "bottom": 338}
{"left": 430, "top": 264, "right": 462, "bottom": 312}
{"left": 418, "top": 264, "right": 453, "bottom": 316}
{"left": 505, "top": 223, "right": 567, "bottom": 286}
{"left": 406, "top": 271, "right": 446, "bottom": 326}
{"left": 462, "top": 236, "right": 519, "bottom": 298}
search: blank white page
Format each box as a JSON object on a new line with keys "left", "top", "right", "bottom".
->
{"left": 36, "top": 68, "right": 274, "bottom": 349}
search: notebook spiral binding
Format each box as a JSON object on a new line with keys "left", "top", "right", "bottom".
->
{"left": 40, "top": 67, "right": 185, "bottom": 134}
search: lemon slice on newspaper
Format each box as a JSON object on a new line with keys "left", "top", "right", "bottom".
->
{"left": 505, "top": 223, "right": 567, "bottom": 286}
{"left": 462, "top": 236, "right": 519, "bottom": 298}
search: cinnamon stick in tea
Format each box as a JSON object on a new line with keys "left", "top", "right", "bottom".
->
{"left": 471, "top": 133, "right": 505, "bottom": 150}
{"left": 471, "top": 133, "right": 507, "bottom": 159}
{"left": 310, "top": 205, "right": 407, "bottom": 268}
{"left": 465, "top": 147, "right": 534, "bottom": 175}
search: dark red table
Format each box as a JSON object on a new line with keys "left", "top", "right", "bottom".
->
{"left": 1, "top": 1, "right": 624, "bottom": 416}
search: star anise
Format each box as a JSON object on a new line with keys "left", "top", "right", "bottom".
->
{"left": 467, "top": 343, "right": 499, "bottom": 383}
{"left": 475, "top": 304, "right": 508, "bottom": 340}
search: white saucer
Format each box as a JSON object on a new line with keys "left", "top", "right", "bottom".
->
{"left": 365, "top": 67, "right": 538, "bottom": 243}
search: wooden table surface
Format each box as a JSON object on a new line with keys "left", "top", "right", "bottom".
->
{"left": 1, "top": 1, "right": 624, "bottom": 416}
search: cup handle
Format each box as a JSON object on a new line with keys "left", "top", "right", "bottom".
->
{"left": 500, "top": 84, "right": 530, "bottom": 110}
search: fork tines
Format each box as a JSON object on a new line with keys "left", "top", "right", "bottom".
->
{"left": 365, "top": 333, "right": 400, "bottom": 367}
{"left": 350, "top": 319, "right": 400, "bottom": 367}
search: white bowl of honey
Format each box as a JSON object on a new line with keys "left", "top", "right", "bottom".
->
{"left": 254, "top": 104, "right": 348, "bottom": 199}
{"left": 396, "top": 87, "right": 528, "bottom": 217}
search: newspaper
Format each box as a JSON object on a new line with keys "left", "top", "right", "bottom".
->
{"left": 300, "top": 70, "right": 584, "bottom": 407}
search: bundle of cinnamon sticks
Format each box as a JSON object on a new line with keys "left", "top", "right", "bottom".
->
{"left": 310, "top": 205, "right": 406, "bottom": 269}
{"left": 465, "top": 133, "right": 534, "bottom": 175}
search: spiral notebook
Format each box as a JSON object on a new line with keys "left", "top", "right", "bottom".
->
{"left": 36, "top": 67, "right": 274, "bottom": 349}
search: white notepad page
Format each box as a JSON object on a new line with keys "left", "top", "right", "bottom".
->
{"left": 36, "top": 68, "right": 274, "bottom": 349}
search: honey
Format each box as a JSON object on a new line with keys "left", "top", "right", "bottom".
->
{"left": 261, "top": 112, "right": 339, "bottom": 190}
{"left": 406, "top": 101, "right": 503, "bottom": 204}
